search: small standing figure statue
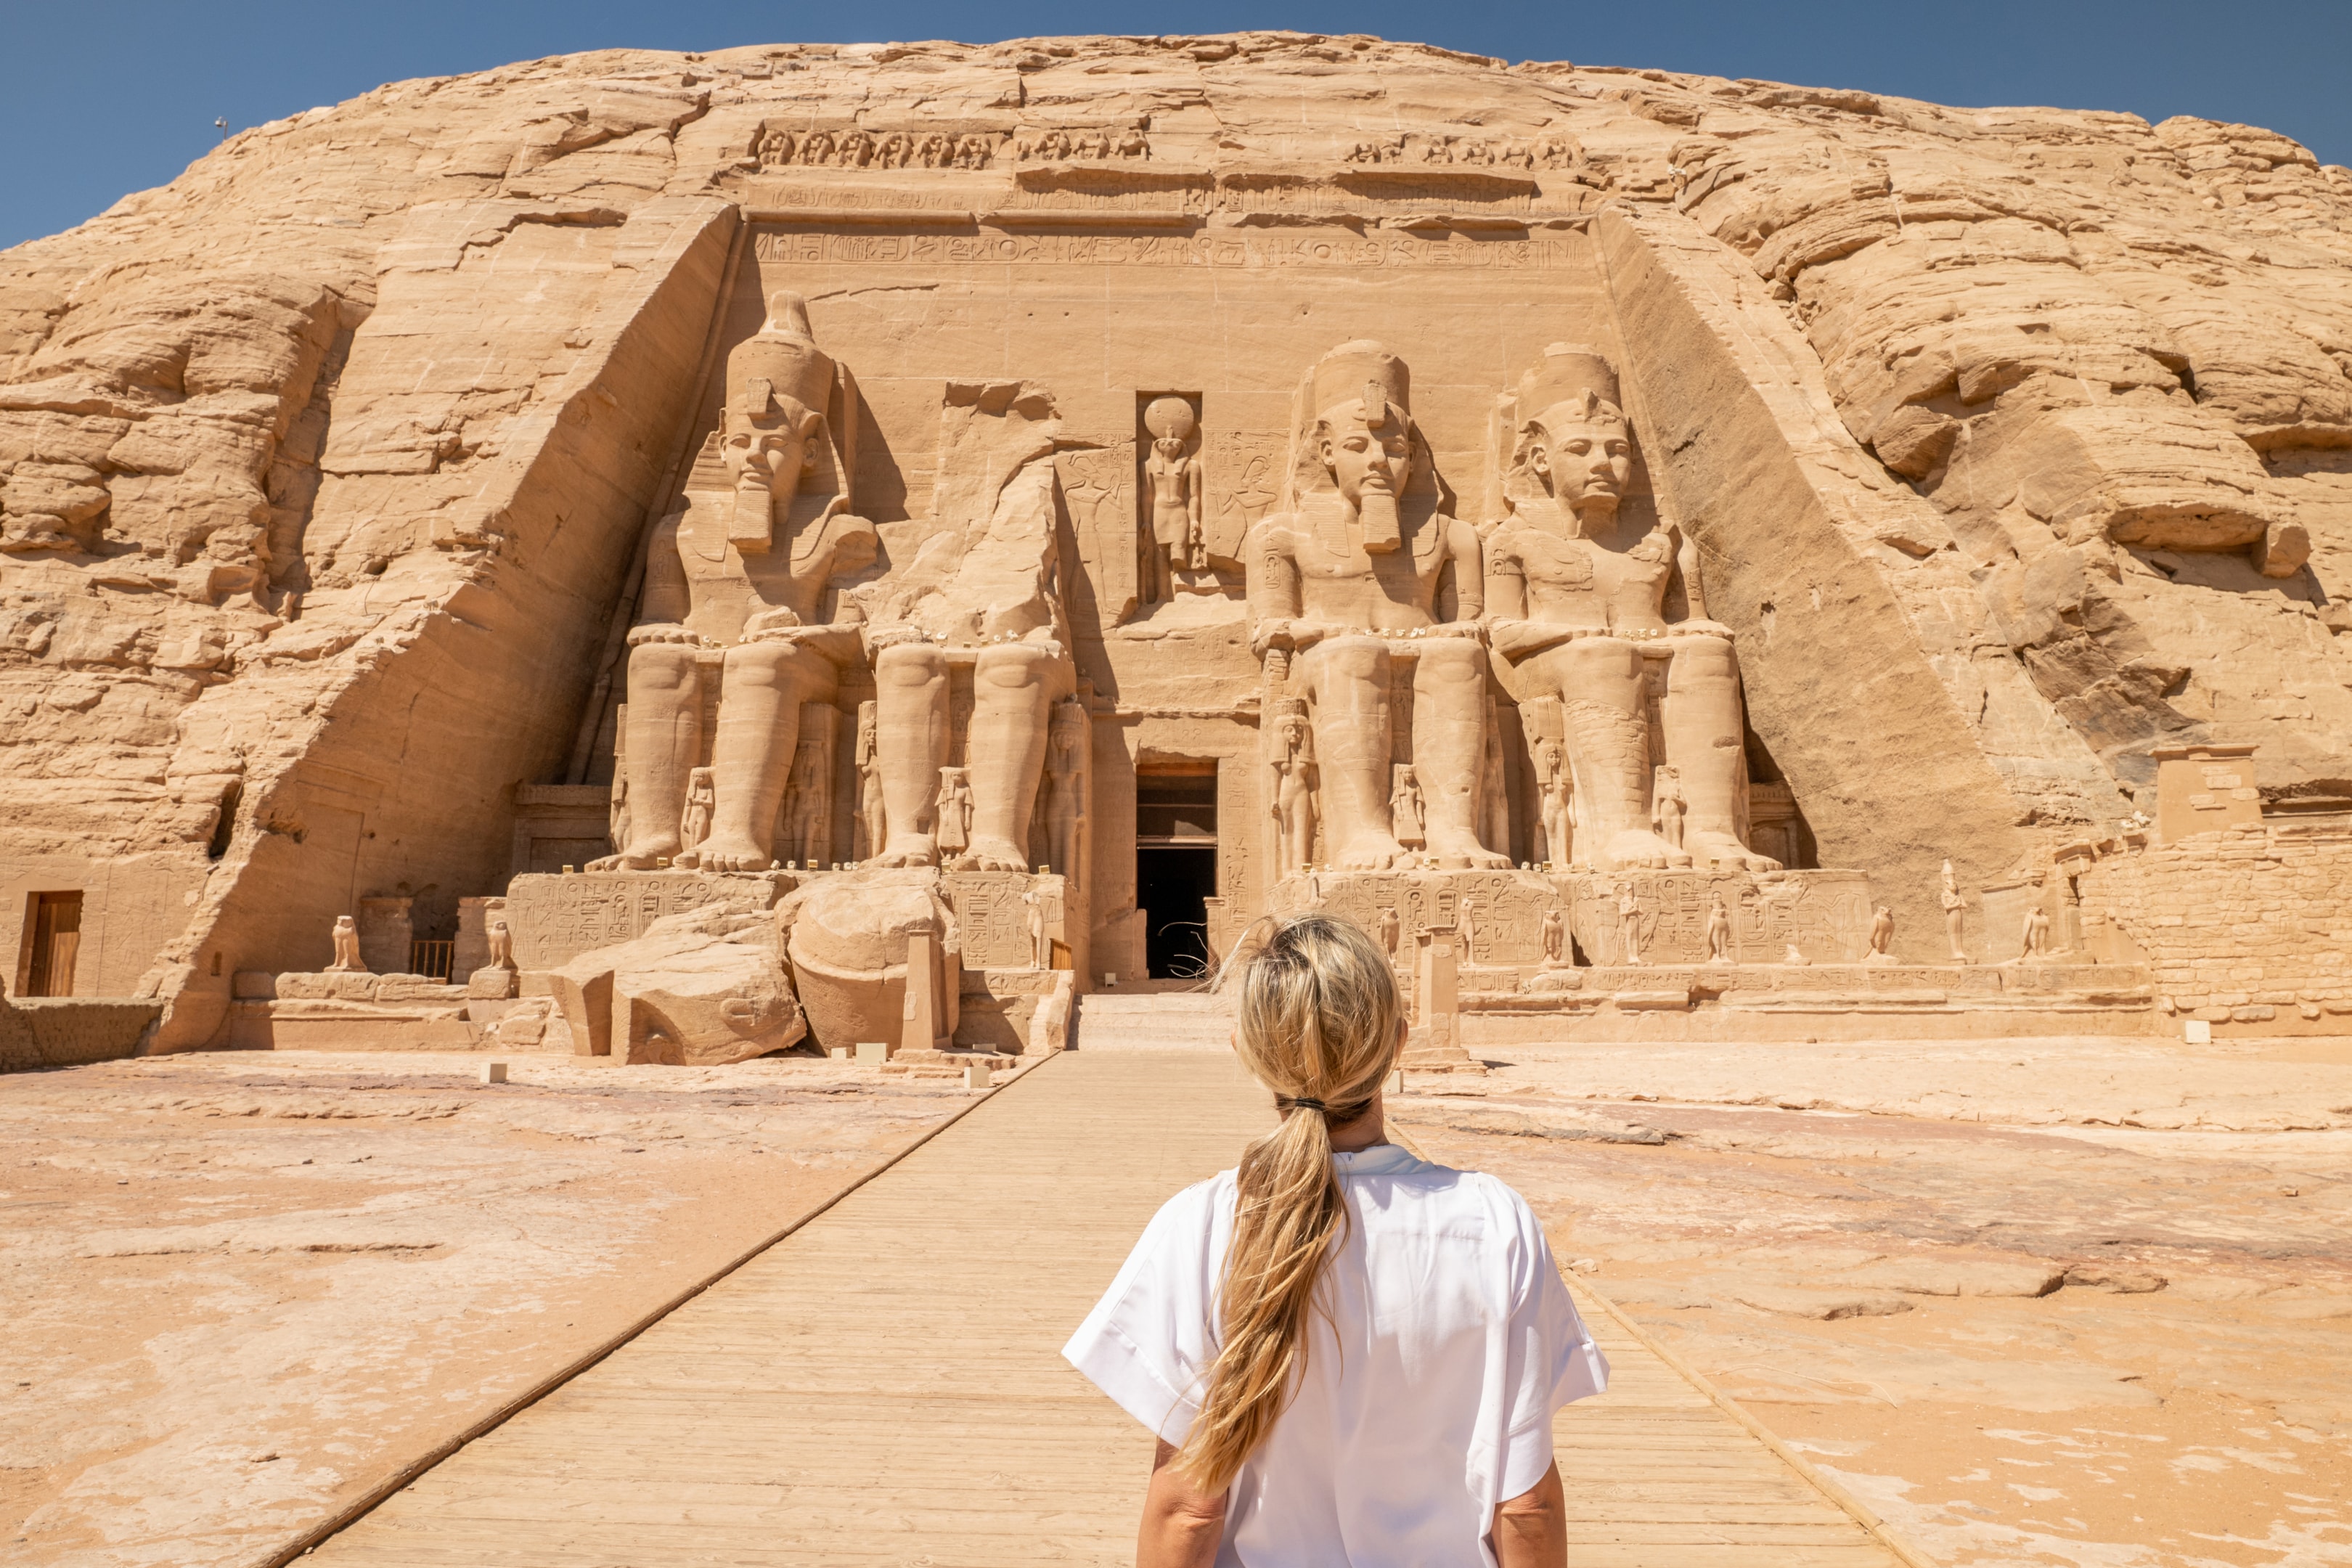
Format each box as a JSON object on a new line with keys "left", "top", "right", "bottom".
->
{"left": 1704, "top": 894, "right": 1731, "bottom": 963}
{"left": 1868, "top": 905, "right": 1895, "bottom": 962}
{"left": 1391, "top": 764, "right": 1426, "bottom": 852}
{"left": 1045, "top": 699, "right": 1087, "bottom": 886}
{"left": 1378, "top": 906, "right": 1401, "bottom": 958}
{"left": 1939, "top": 859, "right": 1969, "bottom": 963}
{"left": 1024, "top": 886, "right": 1053, "bottom": 970}
{"left": 1617, "top": 883, "right": 1643, "bottom": 965}
{"left": 1538, "top": 740, "right": 1573, "bottom": 870}
{"left": 854, "top": 700, "right": 886, "bottom": 863}
{"left": 785, "top": 740, "right": 828, "bottom": 870}
{"left": 936, "top": 766, "right": 974, "bottom": 864}
{"left": 1650, "top": 764, "right": 1686, "bottom": 856}
{"left": 1539, "top": 908, "right": 1566, "bottom": 969}
{"left": 1141, "top": 395, "right": 1205, "bottom": 601}
{"left": 327, "top": 915, "right": 367, "bottom": 973}
{"left": 1272, "top": 713, "right": 1319, "bottom": 874}
{"left": 1458, "top": 895, "right": 1479, "bottom": 965}
{"left": 608, "top": 773, "right": 632, "bottom": 864}
{"left": 678, "top": 767, "right": 716, "bottom": 863}
{"left": 2022, "top": 903, "right": 2051, "bottom": 960}
{"left": 486, "top": 919, "right": 517, "bottom": 972}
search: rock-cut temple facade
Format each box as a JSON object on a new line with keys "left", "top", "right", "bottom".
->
{"left": 5, "top": 33, "right": 2352, "bottom": 1063}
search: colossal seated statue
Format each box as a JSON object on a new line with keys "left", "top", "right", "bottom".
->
{"left": 593, "top": 295, "right": 1076, "bottom": 881}
{"left": 594, "top": 293, "right": 876, "bottom": 873}
{"left": 1245, "top": 340, "right": 1504, "bottom": 871}
{"left": 848, "top": 379, "right": 1076, "bottom": 873}
{"left": 1483, "top": 344, "right": 1777, "bottom": 874}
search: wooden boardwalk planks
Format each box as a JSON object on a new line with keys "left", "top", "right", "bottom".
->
{"left": 306, "top": 1049, "right": 1911, "bottom": 1567}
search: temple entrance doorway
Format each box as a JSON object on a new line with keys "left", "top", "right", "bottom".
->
{"left": 16, "top": 890, "right": 83, "bottom": 997}
{"left": 1135, "top": 767, "right": 1217, "bottom": 979}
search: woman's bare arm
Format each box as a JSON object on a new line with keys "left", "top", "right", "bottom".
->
{"left": 1493, "top": 1460, "right": 1567, "bottom": 1568}
{"left": 1138, "top": 1439, "right": 1230, "bottom": 1568}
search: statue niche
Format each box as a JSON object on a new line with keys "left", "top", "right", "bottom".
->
{"left": 1244, "top": 340, "right": 1505, "bottom": 871}
{"left": 593, "top": 292, "right": 876, "bottom": 873}
{"left": 1483, "top": 343, "right": 1778, "bottom": 875}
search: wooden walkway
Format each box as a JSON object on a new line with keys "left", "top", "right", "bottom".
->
{"left": 305, "top": 1049, "right": 1911, "bottom": 1567}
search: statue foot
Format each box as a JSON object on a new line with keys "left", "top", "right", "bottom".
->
{"left": 1426, "top": 836, "right": 1511, "bottom": 870}
{"left": 1604, "top": 828, "right": 1684, "bottom": 873}
{"left": 870, "top": 837, "right": 939, "bottom": 869}
{"left": 1689, "top": 832, "right": 1781, "bottom": 873}
{"left": 586, "top": 848, "right": 667, "bottom": 872}
{"left": 1336, "top": 834, "right": 1408, "bottom": 871}
{"left": 965, "top": 837, "right": 1033, "bottom": 873}
{"left": 696, "top": 833, "right": 775, "bottom": 873}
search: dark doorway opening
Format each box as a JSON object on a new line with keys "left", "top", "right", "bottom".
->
{"left": 17, "top": 891, "right": 83, "bottom": 997}
{"left": 1136, "top": 769, "right": 1217, "bottom": 979}
{"left": 1139, "top": 847, "right": 1217, "bottom": 979}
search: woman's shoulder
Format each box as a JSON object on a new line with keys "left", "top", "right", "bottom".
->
{"left": 1138, "top": 1168, "right": 1239, "bottom": 1241}
{"left": 1372, "top": 1153, "right": 1544, "bottom": 1233}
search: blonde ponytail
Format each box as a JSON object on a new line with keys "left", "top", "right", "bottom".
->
{"left": 1177, "top": 913, "right": 1405, "bottom": 1491}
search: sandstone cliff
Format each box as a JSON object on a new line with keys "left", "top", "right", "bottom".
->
{"left": 3, "top": 33, "right": 2347, "bottom": 1034}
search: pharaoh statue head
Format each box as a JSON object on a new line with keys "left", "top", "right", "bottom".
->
{"left": 1512, "top": 343, "right": 1632, "bottom": 530}
{"left": 721, "top": 291, "right": 838, "bottom": 551}
{"left": 1309, "top": 340, "right": 1416, "bottom": 552}
{"left": 1143, "top": 395, "right": 1196, "bottom": 463}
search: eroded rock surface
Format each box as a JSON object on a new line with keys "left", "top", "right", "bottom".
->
{"left": 3, "top": 33, "right": 2350, "bottom": 1029}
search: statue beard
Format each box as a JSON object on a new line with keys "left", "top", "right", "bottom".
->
{"left": 1357, "top": 486, "right": 1400, "bottom": 540}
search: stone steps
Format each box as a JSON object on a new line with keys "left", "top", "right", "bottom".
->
{"left": 1072, "top": 990, "right": 1234, "bottom": 1051}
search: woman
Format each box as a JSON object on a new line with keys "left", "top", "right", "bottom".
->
{"left": 1064, "top": 914, "right": 1607, "bottom": 1567}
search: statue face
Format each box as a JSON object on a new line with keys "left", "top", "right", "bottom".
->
{"left": 1532, "top": 408, "right": 1631, "bottom": 512}
{"left": 722, "top": 406, "right": 818, "bottom": 510}
{"left": 1153, "top": 435, "right": 1186, "bottom": 462}
{"left": 1319, "top": 409, "right": 1413, "bottom": 511}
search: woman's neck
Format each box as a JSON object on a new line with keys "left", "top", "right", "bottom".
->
{"left": 1278, "top": 1090, "right": 1386, "bottom": 1153}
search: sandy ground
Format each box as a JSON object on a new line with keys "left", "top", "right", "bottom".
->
{"left": 0, "top": 1050, "right": 981, "bottom": 1568}
{"left": 1393, "top": 1034, "right": 2352, "bottom": 1568}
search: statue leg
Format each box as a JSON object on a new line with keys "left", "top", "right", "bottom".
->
{"left": 590, "top": 641, "right": 698, "bottom": 870}
{"left": 873, "top": 642, "right": 947, "bottom": 867}
{"left": 1412, "top": 639, "right": 1510, "bottom": 869}
{"left": 1532, "top": 637, "right": 1677, "bottom": 872}
{"left": 1302, "top": 635, "right": 1405, "bottom": 870}
{"left": 699, "top": 642, "right": 821, "bottom": 873}
{"left": 1662, "top": 632, "right": 1779, "bottom": 871}
{"left": 966, "top": 642, "right": 1075, "bottom": 873}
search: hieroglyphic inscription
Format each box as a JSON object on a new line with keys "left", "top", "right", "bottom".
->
{"left": 1202, "top": 428, "right": 1281, "bottom": 564}
{"left": 505, "top": 871, "right": 793, "bottom": 969}
{"left": 947, "top": 870, "right": 1050, "bottom": 971}
{"left": 1056, "top": 444, "right": 1138, "bottom": 625}
{"left": 1564, "top": 869, "right": 1874, "bottom": 966}
{"left": 752, "top": 230, "right": 1582, "bottom": 271}
{"left": 1270, "top": 869, "right": 1563, "bottom": 968}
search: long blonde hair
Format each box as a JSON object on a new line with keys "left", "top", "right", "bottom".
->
{"left": 1179, "top": 913, "right": 1405, "bottom": 1490}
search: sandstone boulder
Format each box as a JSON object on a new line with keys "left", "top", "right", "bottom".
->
{"left": 783, "top": 870, "right": 960, "bottom": 1054}
{"left": 550, "top": 906, "right": 802, "bottom": 1066}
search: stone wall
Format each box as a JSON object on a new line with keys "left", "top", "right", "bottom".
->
{"left": 0, "top": 996, "right": 163, "bottom": 1071}
{"left": 2078, "top": 822, "right": 2352, "bottom": 1032}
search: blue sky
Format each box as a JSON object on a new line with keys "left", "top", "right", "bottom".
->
{"left": 3, "top": 1, "right": 2346, "bottom": 251}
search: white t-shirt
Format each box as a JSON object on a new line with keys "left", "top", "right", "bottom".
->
{"left": 1063, "top": 1143, "right": 1609, "bottom": 1567}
